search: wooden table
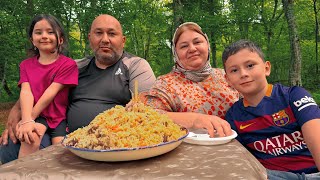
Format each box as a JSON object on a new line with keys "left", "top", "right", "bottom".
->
{"left": 0, "top": 140, "right": 267, "bottom": 180}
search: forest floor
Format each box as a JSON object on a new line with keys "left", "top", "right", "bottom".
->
{"left": 0, "top": 102, "right": 15, "bottom": 135}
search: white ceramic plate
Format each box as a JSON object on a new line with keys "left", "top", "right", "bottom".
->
{"left": 183, "top": 129, "right": 237, "bottom": 145}
{"left": 62, "top": 133, "right": 188, "bottom": 162}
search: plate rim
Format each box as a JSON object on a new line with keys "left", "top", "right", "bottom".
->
{"left": 62, "top": 130, "right": 189, "bottom": 153}
{"left": 184, "top": 129, "right": 238, "bottom": 142}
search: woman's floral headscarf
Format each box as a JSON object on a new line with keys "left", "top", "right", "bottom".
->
{"left": 172, "top": 22, "right": 212, "bottom": 82}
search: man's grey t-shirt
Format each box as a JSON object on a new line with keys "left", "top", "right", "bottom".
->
{"left": 67, "top": 52, "right": 155, "bottom": 132}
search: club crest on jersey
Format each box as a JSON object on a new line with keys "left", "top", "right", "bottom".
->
{"left": 272, "top": 110, "right": 289, "bottom": 127}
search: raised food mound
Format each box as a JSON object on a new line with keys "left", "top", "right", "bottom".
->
{"left": 64, "top": 103, "right": 187, "bottom": 150}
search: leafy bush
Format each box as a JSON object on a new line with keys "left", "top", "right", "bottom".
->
{"left": 312, "top": 91, "right": 320, "bottom": 105}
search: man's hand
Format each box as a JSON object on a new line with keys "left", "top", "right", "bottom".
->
{"left": 0, "top": 100, "right": 21, "bottom": 145}
{"left": 0, "top": 118, "right": 19, "bottom": 145}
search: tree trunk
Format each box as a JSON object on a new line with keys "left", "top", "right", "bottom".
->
{"left": 206, "top": 0, "right": 219, "bottom": 68}
{"left": 261, "top": 0, "right": 283, "bottom": 55}
{"left": 132, "top": 23, "right": 139, "bottom": 55}
{"left": 26, "top": 0, "right": 35, "bottom": 18}
{"left": 172, "top": 0, "right": 184, "bottom": 58}
{"left": 282, "top": 0, "right": 302, "bottom": 86}
{"left": 210, "top": 31, "right": 217, "bottom": 67}
{"left": 0, "top": 63, "right": 3, "bottom": 98}
{"left": 313, "top": 0, "right": 319, "bottom": 75}
{"left": 0, "top": 61, "right": 13, "bottom": 97}
{"left": 2, "top": 79, "right": 13, "bottom": 97}
{"left": 144, "top": 5, "right": 155, "bottom": 60}
{"left": 173, "top": 0, "right": 184, "bottom": 30}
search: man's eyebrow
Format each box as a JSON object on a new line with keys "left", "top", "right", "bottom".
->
{"left": 94, "top": 27, "right": 117, "bottom": 31}
{"left": 93, "top": 28, "right": 103, "bottom": 31}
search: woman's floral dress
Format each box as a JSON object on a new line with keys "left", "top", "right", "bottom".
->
{"left": 146, "top": 68, "right": 239, "bottom": 119}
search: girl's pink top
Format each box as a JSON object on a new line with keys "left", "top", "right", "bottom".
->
{"left": 18, "top": 55, "right": 78, "bottom": 128}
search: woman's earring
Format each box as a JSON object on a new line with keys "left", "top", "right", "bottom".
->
{"left": 34, "top": 46, "right": 37, "bottom": 50}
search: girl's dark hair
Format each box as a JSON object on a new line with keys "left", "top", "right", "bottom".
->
{"left": 27, "top": 14, "right": 67, "bottom": 57}
{"left": 222, "top": 39, "right": 265, "bottom": 70}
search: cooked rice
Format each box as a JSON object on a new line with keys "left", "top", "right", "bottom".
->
{"left": 64, "top": 103, "right": 187, "bottom": 150}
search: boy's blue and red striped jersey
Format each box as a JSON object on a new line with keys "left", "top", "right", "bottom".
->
{"left": 225, "top": 83, "right": 320, "bottom": 174}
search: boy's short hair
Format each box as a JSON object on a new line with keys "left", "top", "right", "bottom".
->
{"left": 222, "top": 39, "right": 265, "bottom": 70}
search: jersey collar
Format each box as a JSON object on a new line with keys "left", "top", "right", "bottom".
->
{"left": 243, "top": 84, "right": 273, "bottom": 107}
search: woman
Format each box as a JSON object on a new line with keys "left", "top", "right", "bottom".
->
{"left": 145, "top": 22, "right": 239, "bottom": 137}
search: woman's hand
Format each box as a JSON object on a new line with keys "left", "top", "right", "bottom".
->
{"left": 167, "top": 112, "right": 232, "bottom": 138}
{"left": 192, "top": 114, "right": 232, "bottom": 138}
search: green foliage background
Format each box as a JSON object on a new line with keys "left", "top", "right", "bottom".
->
{"left": 0, "top": 0, "right": 319, "bottom": 104}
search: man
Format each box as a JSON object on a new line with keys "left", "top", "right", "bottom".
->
{"left": 0, "top": 14, "right": 156, "bottom": 164}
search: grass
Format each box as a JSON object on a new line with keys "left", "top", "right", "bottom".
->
{"left": 312, "top": 92, "right": 320, "bottom": 105}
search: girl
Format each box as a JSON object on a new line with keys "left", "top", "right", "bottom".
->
{"left": 16, "top": 14, "right": 78, "bottom": 158}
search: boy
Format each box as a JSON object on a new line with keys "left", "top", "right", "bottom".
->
{"left": 222, "top": 39, "right": 320, "bottom": 179}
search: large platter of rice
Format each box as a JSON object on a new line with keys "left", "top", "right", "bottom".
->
{"left": 62, "top": 104, "right": 188, "bottom": 161}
